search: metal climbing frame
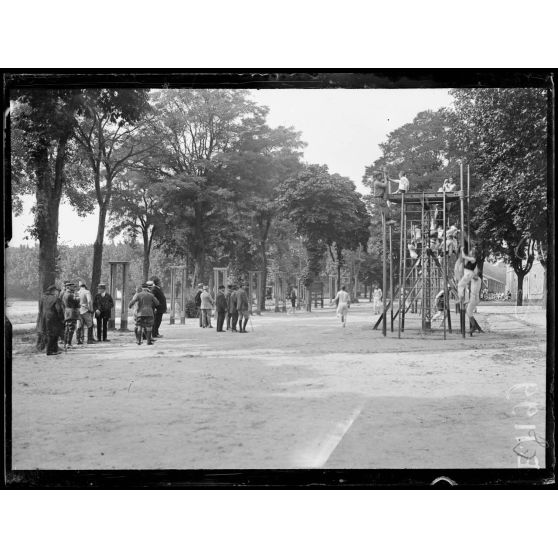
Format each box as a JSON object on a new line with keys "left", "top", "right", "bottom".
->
{"left": 374, "top": 184, "right": 467, "bottom": 338}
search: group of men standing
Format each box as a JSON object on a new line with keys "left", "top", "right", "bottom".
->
{"left": 38, "top": 281, "right": 114, "bottom": 356}
{"left": 194, "top": 283, "right": 251, "bottom": 333}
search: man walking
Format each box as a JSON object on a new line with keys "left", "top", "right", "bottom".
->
{"left": 333, "top": 285, "right": 351, "bottom": 327}
{"left": 215, "top": 285, "right": 227, "bottom": 332}
{"left": 128, "top": 283, "right": 159, "bottom": 345}
{"left": 77, "top": 281, "right": 96, "bottom": 344}
{"left": 62, "top": 282, "right": 80, "bottom": 350}
{"left": 200, "top": 285, "right": 214, "bottom": 328}
{"left": 93, "top": 282, "right": 114, "bottom": 342}
{"left": 39, "top": 284, "right": 65, "bottom": 355}
{"left": 236, "top": 283, "right": 250, "bottom": 333}
{"left": 150, "top": 276, "right": 167, "bottom": 338}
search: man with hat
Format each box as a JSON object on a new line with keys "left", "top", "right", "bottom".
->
{"left": 38, "top": 284, "right": 65, "bottom": 355}
{"left": 128, "top": 282, "right": 159, "bottom": 345}
{"left": 229, "top": 284, "right": 239, "bottom": 332}
{"left": 235, "top": 283, "right": 250, "bottom": 333}
{"left": 150, "top": 276, "right": 167, "bottom": 338}
{"left": 62, "top": 282, "right": 80, "bottom": 350}
{"left": 194, "top": 283, "right": 204, "bottom": 327}
{"left": 93, "top": 282, "right": 114, "bottom": 342}
{"left": 76, "top": 280, "right": 96, "bottom": 345}
{"left": 225, "top": 284, "right": 233, "bottom": 330}
{"left": 200, "top": 285, "right": 214, "bottom": 328}
{"left": 215, "top": 285, "right": 227, "bottom": 332}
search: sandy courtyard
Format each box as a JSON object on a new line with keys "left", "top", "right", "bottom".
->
{"left": 9, "top": 302, "right": 547, "bottom": 470}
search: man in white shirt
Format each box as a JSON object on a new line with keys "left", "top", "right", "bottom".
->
{"left": 332, "top": 285, "right": 351, "bottom": 327}
{"left": 76, "top": 281, "right": 96, "bottom": 344}
{"left": 389, "top": 170, "right": 409, "bottom": 194}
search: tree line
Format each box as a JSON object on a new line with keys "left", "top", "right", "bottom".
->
{"left": 9, "top": 86, "right": 549, "bottom": 314}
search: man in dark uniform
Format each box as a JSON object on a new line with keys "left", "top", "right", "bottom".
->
{"left": 62, "top": 282, "right": 80, "bottom": 350}
{"left": 128, "top": 283, "right": 159, "bottom": 345}
{"left": 215, "top": 285, "right": 227, "bottom": 332}
{"left": 225, "top": 284, "right": 233, "bottom": 330}
{"left": 93, "top": 282, "right": 114, "bottom": 342}
{"left": 39, "top": 284, "right": 65, "bottom": 355}
{"left": 150, "top": 276, "right": 167, "bottom": 338}
{"left": 194, "top": 283, "right": 204, "bottom": 327}
{"left": 236, "top": 283, "right": 250, "bottom": 333}
{"left": 229, "top": 284, "right": 239, "bottom": 332}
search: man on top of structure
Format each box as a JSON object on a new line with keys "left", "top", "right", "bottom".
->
{"left": 389, "top": 170, "right": 409, "bottom": 194}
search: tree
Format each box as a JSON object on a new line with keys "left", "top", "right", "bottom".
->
{"left": 109, "top": 170, "right": 165, "bottom": 281}
{"left": 277, "top": 164, "right": 370, "bottom": 310}
{"left": 148, "top": 89, "right": 263, "bottom": 284}
{"left": 72, "top": 89, "right": 152, "bottom": 293}
{"left": 451, "top": 88, "right": 548, "bottom": 305}
{"left": 364, "top": 108, "right": 461, "bottom": 194}
{"left": 212, "top": 120, "right": 304, "bottom": 309}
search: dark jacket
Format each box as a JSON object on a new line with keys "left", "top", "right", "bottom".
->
{"left": 228, "top": 291, "right": 238, "bottom": 313}
{"left": 152, "top": 285, "right": 167, "bottom": 314}
{"left": 93, "top": 292, "right": 114, "bottom": 317}
{"left": 128, "top": 291, "right": 159, "bottom": 317}
{"left": 236, "top": 288, "right": 249, "bottom": 312}
{"left": 39, "top": 292, "right": 65, "bottom": 337}
{"left": 194, "top": 289, "right": 202, "bottom": 308}
{"left": 63, "top": 291, "right": 81, "bottom": 321}
{"left": 215, "top": 291, "right": 227, "bottom": 313}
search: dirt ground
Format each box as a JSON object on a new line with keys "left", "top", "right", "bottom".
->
{"left": 9, "top": 302, "right": 548, "bottom": 470}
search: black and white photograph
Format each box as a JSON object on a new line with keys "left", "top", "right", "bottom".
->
{"left": 2, "top": 72, "right": 554, "bottom": 489}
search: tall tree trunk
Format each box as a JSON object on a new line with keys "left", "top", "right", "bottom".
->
{"left": 511, "top": 239, "right": 535, "bottom": 307}
{"left": 34, "top": 136, "right": 68, "bottom": 348}
{"left": 142, "top": 228, "right": 150, "bottom": 281}
{"left": 259, "top": 217, "right": 272, "bottom": 311}
{"left": 91, "top": 201, "right": 108, "bottom": 295}
{"left": 516, "top": 271, "right": 526, "bottom": 307}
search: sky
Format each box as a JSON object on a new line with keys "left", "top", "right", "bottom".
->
{"left": 9, "top": 88, "right": 453, "bottom": 247}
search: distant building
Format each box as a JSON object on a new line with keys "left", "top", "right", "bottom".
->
{"left": 505, "top": 260, "right": 545, "bottom": 301}
{"left": 482, "top": 262, "right": 507, "bottom": 295}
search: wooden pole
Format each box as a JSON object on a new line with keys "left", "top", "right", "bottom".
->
{"left": 389, "top": 223, "right": 394, "bottom": 332}
{"left": 180, "top": 267, "right": 186, "bottom": 324}
{"left": 460, "top": 161, "right": 466, "bottom": 337}
{"left": 443, "top": 191, "right": 448, "bottom": 339}
{"left": 120, "top": 262, "right": 129, "bottom": 331}
{"left": 382, "top": 211, "right": 387, "bottom": 337}
{"left": 398, "top": 193, "right": 405, "bottom": 337}
{"left": 169, "top": 268, "right": 175, "bottom": 325}
{"left": 108, "top": 263, "right": 116, "bottom": 330}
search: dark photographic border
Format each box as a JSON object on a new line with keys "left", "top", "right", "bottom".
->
{"left": 2, "top": 70, "right": 555, "bottom": 488}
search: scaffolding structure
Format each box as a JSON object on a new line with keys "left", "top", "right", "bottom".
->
{"left": 374, "top": 186, "right": 469, "bottom": 339}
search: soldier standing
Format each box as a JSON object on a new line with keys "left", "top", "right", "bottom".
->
{"left": 93, "top": 282, "right": 114, "bottom": 342}
{"left": 236, "top": 283, "right": 250, "bottom": 333}
{"left": 215, "top": 285, "right": 227, "bottom": 332}
{"left": 39, "top": 284, "right": 65, "bottom": 355}
{"left": 229, "top": 284, "right": 239, "bottom": 332}
{"left": 225, "top": 284, "right": 233, "bottom": 330}
{"left": 77, "top": 281, "right": 96, "bottom": 345}
{"left": 150, "top": 276, "right": 167, "bottom": 338}
{"left": 62, "top": 283, "right": 80, "bottom": 350}
{"left": 200, "top": 285, "right": 214, "bottom": 328}
{"left": 128, "top": 283, "right": 159, "bottom": 345}
{"left": 194, "top": 283, "right": 204, "bottom": 327}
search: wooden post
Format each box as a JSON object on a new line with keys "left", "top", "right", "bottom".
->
{"left": 108, "top": 263, "right": 117, "bottom": 330}
{"left": 180, "top": 267, "right": 186, "bottom": 324}
{"left": 398, "top": 193, "right": 405, "bottom": 337}
{"left": 389, "top": 223, "right": 394, "bottom": 332}
{"left": 120, "top": 262, "right": 129, "bottom": 331}
{"left": 274, "top": 272, "right": 279, "bottom": 312}
{"left": 460, "top": 162, "right": 466, "bottom": 337}
{"left": 169, "top": 268, "right": 176, "bottom": 325}
{"left": 382, "top": 211, "right": 387, "bottom": 337}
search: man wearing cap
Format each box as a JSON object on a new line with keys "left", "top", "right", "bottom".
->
{"left": 150, "top": 276, "right": 167, "bottom": 338}
{"left": 236, "top": 283, "right": 250, "bottom": 333}
{"left": 229, "top": 284, "right": 239, "bottom": 332}
{"left": 128, "top": 283, "right": 159, "bottom": 345}
{"left": 62, "top": 283, "right": 80, "bottom": 350}
{"left": 93, "top": 282, "right": 114, "bottom": 342}
{"left": 200, "top": 285, "right": 214, "bottom": 328}
{"left": 194, "top": 283, "right": 204, "bottom": 327}
{"left": 38, "top": 284, "right": 65, "bottom": 355}
{"left": 76, "top": 281, "right": 96, "bottom": 345}
{"left": 215, "top": 285, "right": 227, "bottom": 332}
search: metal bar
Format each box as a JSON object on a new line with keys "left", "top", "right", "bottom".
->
{"left": 180, "top": 267, "right": 186, "bottom": 324}
{"left": 443, "top": 190, "right": 448, "bottom": 339}
{"left": 389, "top": 224, "right": 394, "bottom": 332}
{"left": 120, "top": 263, "right": 129, "bottom": 331}
{"left": 398, "top": 194, "right": 405, "bottom": 337}
{"left": 460, "top": 161, "right": 466, "bottom": 338}
{"left": 108, "top": 263, "right": 116, "bottom": 329}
